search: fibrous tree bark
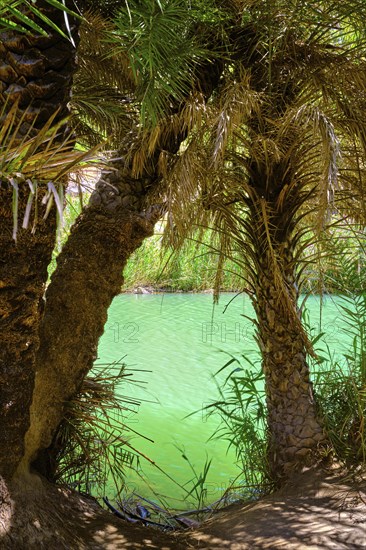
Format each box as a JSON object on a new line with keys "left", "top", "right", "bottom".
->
{"left": 23, "top": 163, "right": 163, "bottom": 474}
{"left": 0, "top": 0, "right": 79, "bottom": 478}
{"left": 0, "top": 187, "right": 57, "bottom": 479}
{"left": 249, "top": 193, "right": 326, "bottom": 478}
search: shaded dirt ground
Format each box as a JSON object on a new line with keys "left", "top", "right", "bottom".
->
{"left": 0, "top": 468, "right": 365, "bottom": 549}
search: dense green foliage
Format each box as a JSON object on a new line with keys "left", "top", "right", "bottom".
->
{"left": 312, "top": 268, "right": 366, "bottom": 465}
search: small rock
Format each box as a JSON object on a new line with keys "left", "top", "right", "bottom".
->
{"left": 134, "top": 287, "right": 151, "bottom": 294}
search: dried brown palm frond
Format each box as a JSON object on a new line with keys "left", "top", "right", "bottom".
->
{"left": 161, "top": 0, "right": 366, "bottom": 260}
{"left": 129, "top": 91, "right": 209, "bottom": 178}
{"left": 49, "top": 360, "right": 148, "bottom": 500}
{"left": 337, "top": 142, "right": 366, "bottom": 225}
{"left": 79, "top": 10, "right": 135, "bottom": 93}
{"left": 210, "top": 71, "right": 261, "bottom": 167}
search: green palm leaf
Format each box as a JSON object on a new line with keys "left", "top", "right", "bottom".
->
{"left": 0, "top": 0, "right": 80, "bottom": 38}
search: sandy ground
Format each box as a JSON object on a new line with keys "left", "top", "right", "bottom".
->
{"left": 0, "top": 468, "right": 365, "bottom": 549}
{"left": 186, "top": 468, "right": 366, "bottom": 549}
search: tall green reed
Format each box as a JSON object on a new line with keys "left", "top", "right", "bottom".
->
{"left": 123, "top": 233, "right": 244, "bottom": 292}
{"left": 204, "top": 354, "right": 271, "bottom": 499}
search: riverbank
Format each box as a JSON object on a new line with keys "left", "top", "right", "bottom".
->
{"left": 121, "top": 285, "right": 222, "bottom": 294}
{"left": 120, "top": 235, "right": 355, "bottom": 295}
{"left": 186, "top": 467, "right": 366, "bottom": 549}
{"left": 122, "top": 234, "right": 244, "bottom": 293}
{"left": 2, "top": 467, "right": 364, "bottom": 549}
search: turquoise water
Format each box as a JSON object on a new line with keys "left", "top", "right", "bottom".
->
{"left": 97, "top": 293, "right": 352, "bottom": 505}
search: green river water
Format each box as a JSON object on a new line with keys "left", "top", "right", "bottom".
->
{"left": 97, "top": 293, "right": 352, "bottom": 507}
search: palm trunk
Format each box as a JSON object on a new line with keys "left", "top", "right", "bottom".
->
{"left": 0, "top": 2, "right": 79, "bottom": 478}
{"left": 0, "top": 0, "right": 78, "bottom": 132}
{"left": 21, "top": 165, "right": 161, "bottom": 474}
{"left": 251, "top": 209, "right": 326, "bottom": 480}
{"left": 0, "top": 188, "right": 56, "bottom": 479}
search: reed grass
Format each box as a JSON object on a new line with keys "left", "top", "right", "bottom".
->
{"left": 53, "top": 197, "right": 366, "bottom": 294}
{"left": 122, "top": 234, "right": 244, "bottom": 292}
{"left": 310, "top": 256, "right": 366, "bottom": 466}
{"left": 202, "top": 355, "right": 272, "bottom": 499}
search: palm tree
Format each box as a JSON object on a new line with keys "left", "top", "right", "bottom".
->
{"left": 22, "top": 0, "right": 227, "bottom": 476}
{"left": 0, "top": 0, "right": 81, "bottom": 478}
{"left": 0, "top": 0, "right": 215, "bottom": 482}
{"left": 162, "top": 0, "right": 366, "bottom": 479}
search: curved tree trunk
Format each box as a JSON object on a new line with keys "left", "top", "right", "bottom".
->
{"left": 22, "top": 186, "right": 175, "bottom": 479}
{"left": 22, "top": 171, "right": 161, "bottom": 473}
{"left": 0, "top": 1, "right": 79, "bottom": 478}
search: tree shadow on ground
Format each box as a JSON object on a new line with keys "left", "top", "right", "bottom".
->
{"left": 0, "top": 475, "right": 187, "bottom": 550}
{"left": 1, "top": 468, "right": 365, "bottom": 549}
{"left": 184, "top": 468, "right": 366, "bottom": 549}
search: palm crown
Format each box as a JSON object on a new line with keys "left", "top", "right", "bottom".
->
{"left": 159, "top": 1, "right": 366, "bottom": 294}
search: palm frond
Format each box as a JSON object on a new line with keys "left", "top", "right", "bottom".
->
{"left": 52, "top": 360, "right": 147, "bottom": 499}
{"left": 0, "top": 101, "right": 102, "bottom": 239}
{"left": 108, "top": 0, "right": 222, "bottom": 126}
{"left": 0, "top": 0, "right": 80, "bottom": 39}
